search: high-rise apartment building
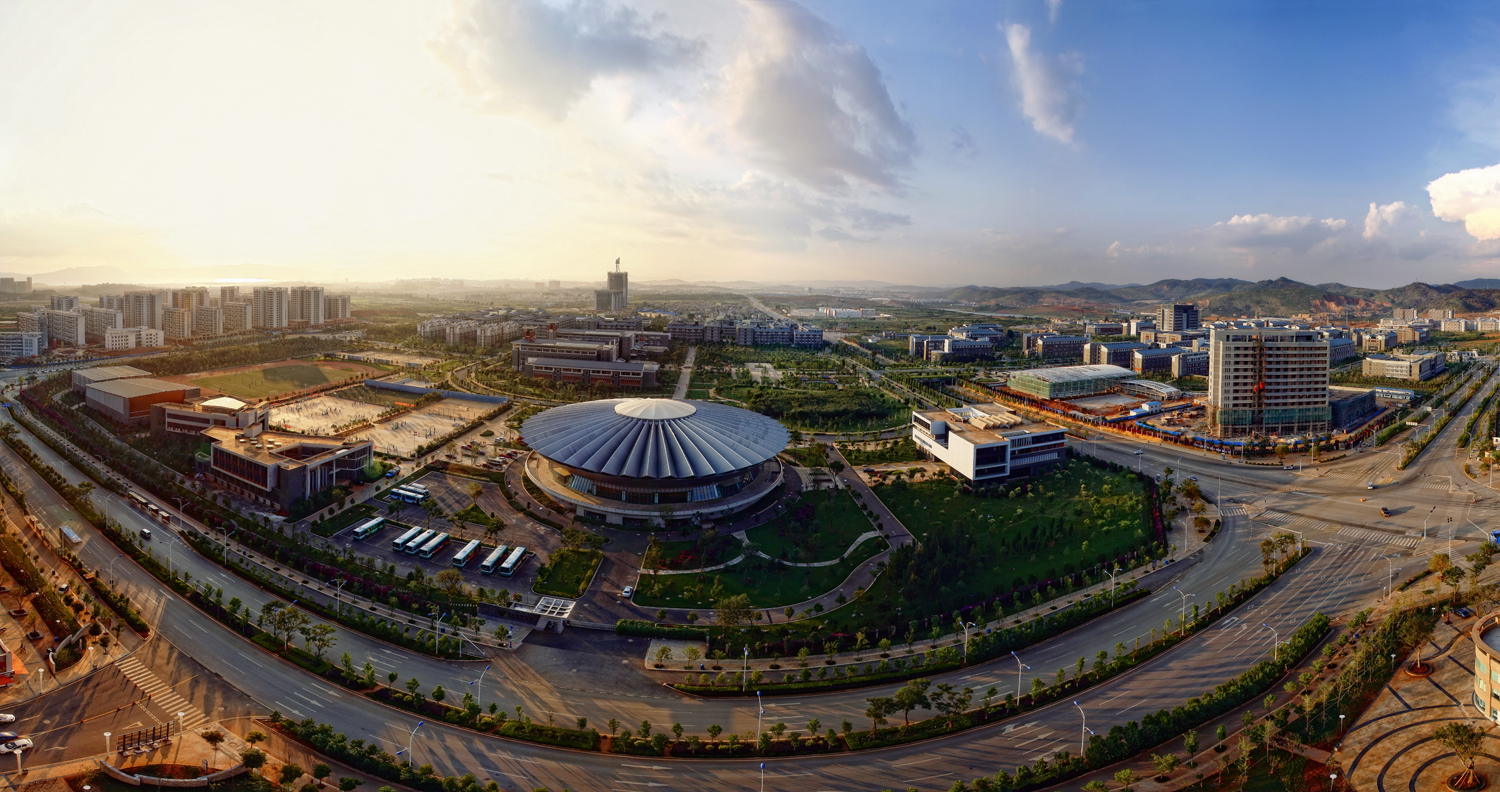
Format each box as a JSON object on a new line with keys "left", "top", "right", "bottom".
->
{"left": 219, "top": 286, "right": 240, "bottom": 305}
{"left": 193, "top": 306, "right": 224, "bottom": 336}
{"left": 323, "top": 294, "right": 351, "bottom": 321}
{"left": 289, "top": 286, "right": 325, "bottom": 325}
{"left": 50, "top": 295, "right": 80, "bottom": 311}
{"left": 1156, "top": 303, "right": 1201, "bottom": 332}
{"left": 81, "top": 306, "right": 124, "bottom": 343}
{"left": 594, "top": 259, "right": 629, "bottom": 311}
{"left": 99, "top": 295, "right": 126, "bottom": 312}
{"left": 1206, "top": 327, "right": 1330, "bottom": 438}
{"left": 252, "top": 287, "right": 289, "bottom": 329}
{"left": 124, "top": 291, "right": 166, "bottom": 330}
{"left": 171, "top": 287, "right": 210, "bottom": 311}
{"left": 1392, "top": 308, "right": 1419, "bottom": 320}
{"left": 162, "top": 307, "right": 195, "bottom": 340}
{"left": 222, "top": 302, "right": 252, "bottom": 332}
{"left": 39, "top": 309, "right": 86, "bottom": 347}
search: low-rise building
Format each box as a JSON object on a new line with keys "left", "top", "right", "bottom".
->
{"left": 71, "top": 365, "right": 153, "bottom": 394}
{"left": 1395, "top": 326, "right": 1430, "bottom": 345}
{"left": 511, "top": 340, "right": 617, "bottom": 370}
{"left": 1441, "top": 318, "right": 1474, "bottom": 332}
{"left": 1083, "top": 322, "right": 1125, "bottom": 337}
{"left": 1362, "top": 352, "right": 1445, "bottom": 381}
{"left": 521, "top": 358, "right": 659, "bottom": 390}
{"left": 1328, "top": 387, "right": 1379, "bottom": 431}
{"left": 1328, "top": 336, "right": 1358, "bottom": 363}
{"left": 911, "top": 403, "right": 1066, "bottom": 483}
{"left": 1361, "top": 330, "right": 1398, "bottom": 352}
{"left": 1031, "top": 334, "right": 1087, "bottom": 361}
{"left": 1171, "top": 350, "right": 1210, "bottom": 378}
{"left": 1131, "top": 347, "right": 1183, "bottom": 374}
{"left": 85, "top": 378, "right": 199, "bottom": 425}
{"left": 104, "top": 327, "right": 166, "bottom": 350}
{"left": 1006, "top": 364, "right": 1134, "bottom": 400}
{"left": 203, "top": 425, "right": 374, "bottom": 511}
{"left": 0, "top": 332, "right": 43, "bottom": 360}
{"left": 1084, "top": 341, "right": 1148, "bottom": 368}
{"left": 152, "top": 396, "right": 270, "bottom": 436}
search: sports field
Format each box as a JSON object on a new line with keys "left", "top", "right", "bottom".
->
{"left": 186, "top": 361, "right": 379, "bottom": 400}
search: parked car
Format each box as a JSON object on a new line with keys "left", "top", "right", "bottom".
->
{"left": 622, "top": 586, "right": 634, "bottom": 598}
{"left": 1283, "top": 464, "right": 1296, "bottom": 470}
{"left": 1367, "top": 482, "right": 1376, "bottom": 489}
{"left": 0, "top": 739, "right": 31, "bottom": 754}
{"left": 0, "top": 715, "right": 13, "bottom": 723}
{"left": 0, "top": 733, "right": 17, "bottom": 742}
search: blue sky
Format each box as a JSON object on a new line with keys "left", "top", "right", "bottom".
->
{"left": 2, "top": 0, "right": 1499, "bottom": 287}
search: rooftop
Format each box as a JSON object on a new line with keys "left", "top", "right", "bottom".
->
{"left": 1009, "top": 364, "right": 1134, "bottom": 383}
{"left": 73, "top": 365, "right": 152, "bottom": 382}
{"left": 525, "top": 357, "right": 659, "bottom": 372}
{"left": 86, "top": 378, "right": 194, "bottom": 398}
{"left": 915, "top": 402, "right": 1053, "bottom": 444}
{"left": 204, "top": 426, "right": 370, "bottom": 468}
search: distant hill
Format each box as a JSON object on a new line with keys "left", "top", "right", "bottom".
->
{"left": 944, "top": 277, "right": 1500, "bottom": 317}
{"left": 1455, "top": 278, "right": 1500, "bottom": 290}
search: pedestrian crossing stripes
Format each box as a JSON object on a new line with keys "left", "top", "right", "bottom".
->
{"left": 1419, "top": 480, "right": 1458, "bottom": 492}
{"left": 1257, "top": 511, "right": 1293, "bottom": 525}
{"left": 115, "top": 656, "right": 209, "bottom": 731}
{"left": 1219, "top": 506, "right": 1248, "bottom": 517}
{"left": 1336, "top": 526, "right": 1419, "bottom": 548}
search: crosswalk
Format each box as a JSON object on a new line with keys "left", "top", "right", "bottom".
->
{"left": 1257, "top": 511, "right": 1294, "bottom": 525}
{"left": 1418, "top": 480, "right": 1459, "bottom": 492}
{"left": 115, "top": 655, "right": 209, "bottom": 731}
{"left": 1219, "top": 505, "right": 1248, "bottom": 517}
{"left": 1336, "top": 526, "right": 1420, "bottom": 548}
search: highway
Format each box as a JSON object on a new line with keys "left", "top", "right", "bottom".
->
{"left": 4, "top": 360, "right": 1494, "bottom": 789}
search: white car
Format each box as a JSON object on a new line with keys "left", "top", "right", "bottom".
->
{"left": 0, "top": 715, "right": 13, "bottom": 723}
{"left": 0, "top": 739, "right": 32, "bottom": 754}
{"left": 622, "top": 586, "right": 634, "bottom": 598}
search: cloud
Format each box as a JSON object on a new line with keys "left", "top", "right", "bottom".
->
{"left": 816, "top": 226, "right": 869, "bottom": 242}
{"left": 1004, "top": 23, "right": 1083, "bottom": 144}
{"left": 1046, "top": 0, "right": 1063, "bottom": 24}
{"left": 432, "top": 0, "right": 702, "bottom": 120}
{"left": 0, "top": 206, "right": 170, "bottom": 266}
{"left": 1207, "top": 213, "right": 1348, "bottom": 253}
{"left": 1429, "top": 163, "right": 1500, "bottom": 241}
{"left": 950, "top": 125, "right": 979, "bottom": 158}
{"left": 730, "top": 0, "right": 918, "bottom": 192}
{"left": 1362, "top": 201, "right": 1415, "bottom": 239}
{"left": 842, "top": 205, "right": 911, "bottom": 231}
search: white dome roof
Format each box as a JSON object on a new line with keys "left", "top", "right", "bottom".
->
{"left": 523, "top": 398, "right": 788, "bottom": 479}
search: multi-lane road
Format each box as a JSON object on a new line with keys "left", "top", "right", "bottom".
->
{"left": 5, "top": 361, "right": 1495, "bottom": 790}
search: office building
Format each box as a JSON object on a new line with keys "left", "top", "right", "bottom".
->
{"left": 252, "top": 288, "right": 289, "bottom": 329}
{"left": 0, "top": 332, "right": 43, "bottom": 360}
{"left": 203, "top": 425, "right": 374, "bottom": 511}
{"left": 1362, "top": 352, "right": 1446, "bottom": 381}
{"left": 323, "top": 294, "right": 351, "bottom": 321}
{"left": 1127, "top": 319, "right": 1155, "bottom": 336}
{"left": 1171, "top": 350, "right": 1210, "bottom": 378}
{"left": 1132, "top": 347, "right": 1184, "bottom": 374}
{"left": 911, "top": 403, "right": 1066, "bottom": 484}
{"left": 1206, "top": 327, "right": 1330, "bottom": 438}
{"left": 1156, "top": 304, "right": 1202, "bottom": 332}
{"left": 50, "top": 295, "right": 80, "bottom": 311}
{"left": 1328, "top": 387, "right": 1378, "bottom": 431}
{"left": 193, "top": 306, "right": 224, "bottom": 337}
{"left": 1006, "top": 364, "right": 1134, "bottom": 400}
{"left": 222, "top": 302, "right": 253, "bottom": 333}
{"left": 1395, "top": 326, "right": 1430, "bottom": 345}
{"left": 1361, "top": 330, "right": 1397, "bottom": 351}
{"left": 521, "top": 358, "right": 660, "bottom": 390}
{"left": 85, "top": 378, "right": 200, "bottom": 425}
{"left": 1083, "top": 322, "right": 1125, "bottom": 337}
{"left": 909, "top": 334, "right": 947, "bottom": 358}
{"left": 1327, "top": 337, "right": 1357, "bottom": 363}
{"left": 124, "top": 291, "right": 166, "bottom": 331}
{"left": 1030, "top": 334, "right": 1087, "bottom": 361}
{"left": 104, "top": 327, "right": 165, "bottom": 351}
{"left": 162, "top": 307, "right": 195, "bottom": 340}
{"left": 512, "top": 340, "right": 617, "bottom": 370}
{"left": 289, "top": 286, "right": 325, "bottom": 326}
{"left": 1084, "top": 341, "right": 1148, "bottom": 368}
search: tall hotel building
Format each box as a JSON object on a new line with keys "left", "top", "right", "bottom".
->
{"left": 1206, "top": 327, "right": 1330, "bottom": 438}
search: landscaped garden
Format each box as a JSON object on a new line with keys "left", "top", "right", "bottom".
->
{"left": 630, "top": 548, "right": 880, "bottom": 611}
{"left": 533, "top": 548, "right": 603, "bottom": 598}
{"left": 720, "top": 384, "right": 908, "bottom": 433}
{"left": 745, "top": 490, "right": 877, "bottom": 564}
{"left": 839, "top": 438, "right": 924, "bottom": 467}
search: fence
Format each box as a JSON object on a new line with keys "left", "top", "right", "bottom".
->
{"left": 363, "top": 379, "right": 510, "bottom": 405}
{"left": 98, "top": 759, "right": 248, "bottom": 788}
{"left": 117, "top": 721, "right": 178, "bottom": 752}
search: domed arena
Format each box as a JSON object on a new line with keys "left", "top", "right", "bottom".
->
{"left": 521, "top": 397, "right": 789, "bottom": 527}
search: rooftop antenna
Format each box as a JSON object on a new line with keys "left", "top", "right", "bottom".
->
{"left": 615, "top": 257, "right": 621, "bottom": 272}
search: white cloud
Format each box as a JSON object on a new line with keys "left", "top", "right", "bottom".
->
{"left": 432, "top": 0, "right": 702, "bottom": 120}
{"left": 1362, "top": 201, "right": 1414, "bottom": 239}
{"left": 1046, "top": 0, "right": 1063, "bottom": 24}
{"left": 1429, "top": 163, "right": 1500, "bottom": 241}
{"left": 729, "top": 0, "right": 918, "bottom": 192}
{"left": 1004, "top": 23, "right": 1082, "bottom": 144}
{"left": 1208, "top": 213, "right": 1348, "bottom": 253}
{"left": 950, "top": 125, "right": 979, "bottom": 158}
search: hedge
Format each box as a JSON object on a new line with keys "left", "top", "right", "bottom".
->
{"left": 617, "top": 619, "right": 708, "bottom": 640}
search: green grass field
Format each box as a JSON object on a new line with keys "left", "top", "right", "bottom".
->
{"left": 745, "top": 490, "right": 876, "bottom": 564}
{"left": 193, "top": 363, "right": 363, "bottom": 399}
{"left": 534, "top": 548, "right": 603, "bottom": 597}
{"left": 630, "top": 544, "right": 882, "bottom": 610}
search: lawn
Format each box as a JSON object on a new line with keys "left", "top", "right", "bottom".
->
{"left": 630, "top": 546, "right": 881, "bottom": 610}
{"left": 840, "top": 438, "right": 924, "bottom": 466}
{"left": 745, "top": 489, "right": 877, "bottom": 564}
{"left": 311, "top": 502, "right": 376, "bottom": 537}
{"left": 870, "top": 459, "right": 1152, "bottom": 619}
{"left": 722, "top": 384, "right": 908, "bottom": 432}
{"left": 646, "top": 534, "right": 742, "bottom": 570}
{"left": 337, "top": 384, "right": 413, "bottom": 408}
{"left": 455, "top": 503, "right": 503, "bottom": 530}
{"left": 193, "top": 362, "right": 361, "bottom": 399}
{"left": 534, "top": 548, "right": 603, "bottom": 597}
{"left": 782, "top": 444, "right": 829, "bottom": 468}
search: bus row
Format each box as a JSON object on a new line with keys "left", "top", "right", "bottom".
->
{"left": 128, "top": 490, "right": 173, "bottom": 525}
{"left": 368, "top": 519, "right": 527, "bottom": 576}
{"left": 388, "top": 483, "right": 430, "bottom": 504}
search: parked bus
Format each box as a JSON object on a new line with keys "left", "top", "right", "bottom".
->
{"left": 392, "top": 488, "right": 427, "bottom": 504}
{"left": 498, "top": 546, "right": 527, "bottom": 577}
{"left": 352, "top": 517, "right": 386, "bottom": 541}
{"left": 405, "top": 483, "right": 430, "bottom": 495}
{"left": 391, "top": 526, "right": 422, "bottom": 553}
{"left": 403, "top": 529, "right": 436, "bottom": 555}
{"left": 417, "top": 532, "right": 450, "bottom": 559}
{"left": 479, "top": 545, "right": 510, "bottom": 575}
{"left": 128, "top": 491, "right": 149, "bottom": 509}
{"left": 451, "top": 539, "right": 482, "bottom": 568}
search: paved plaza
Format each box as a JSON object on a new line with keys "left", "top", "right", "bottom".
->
{"left": 268, "top": 394, "right": 385, "bottom": 434}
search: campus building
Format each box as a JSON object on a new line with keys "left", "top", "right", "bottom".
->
{"left": 151, "top": 396, "right": 270, "bottom": 436}
{"left": 1362, "top": 351, "right": 1446, "bottom": 381}
{"left": 0, "top": 332, "right": 43, "bottom": 360}
{"left": 222, "top": 302, "right": 253, "bottom": 333}
{"left": 104, "top": 327, "right": 166, "bottom": 351}
{"left": 70, "top": 365, "right": 153, "bottom": 395}
{"left": 911, "top": 403, "right": 1067, "bottom": 483}
{"left": 1206, "top": 327, "right": 1330, "bottom": 438}
{"left": 85, "top": 378, "right": 200, "bottom": 425}
{"left": 81, "top": 307, "right": 124, "bottom": 343}
{"left": 1006, "top": 364, "right": 1134, "bottom": 400}
{"left": 162, "top": 307, "right": 195, "bottom": 340}
{"left": 1156, "top": 304, "right": 1201, "bottom": 332}
{"left": 521, "top": 358, "right": 659, "bottom": 389}
{"left": 203, "top": 425, "right": 375, "bottom": 511}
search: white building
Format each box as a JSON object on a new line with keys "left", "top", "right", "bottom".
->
{"left": 910, "top": 403, "right": 1067, "bottom": 483}
{"left": 222, "top": 302, "right": 252, "bottom": 332}
{"left": 40, "top": 309, "right": 87, "bottom": 347}
{"left": 1441, "top": 318, "right": 1474, "bottom": 332}
{"left": 323, "top": 294, "right": 351, "bottom": 321}
{"left": 219, "top": 286, "right": 240, "bottom": 304}
{"left": 104, "top": 327, "right": 166, "bottom": 350}
{"left": 290, "top": 286, "right": 325, "bottom": 325}
{"left": 50, "top": 295, "right": 80, "bottom": 311}
{"left": 124, "top": 291, "right": 166, "bottom": 330}
{"left": 81, "top": 306, "right": 124, "bottom": 343}
{"left": 252, "top": 287, "right": 289, "bottom": 329}
{"left": 193, "top": 306, "right": 224, "bottom": 336}
{"left": 162, "top": 307, "right": 194, "bottom": 340}
{"left": 0, "top": 332, "right": 43, "bottom": 359}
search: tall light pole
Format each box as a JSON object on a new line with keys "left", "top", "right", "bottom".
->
{"left": 396, "top": 720, "right": 424, "bottom": 767}
{"left": 962, "top": 621, "right": 976, "bottom": 663}
{"left": 107, "top": 553, "right": 123, "bottom": 582}
{"left": 1074, "top": 700, "right": 1087, "bottom": 754}
{"left": 742, "top": 646, "right": 750, "bottom": 691}
{"left": 469, "top": 665, "right": 491, "bottom": 711}
{"left": 1172, "top": 586, "right": 1194, "bottom": 634}
{"left": 1107, "top": 567, "right": 1121, "bottom": 607}
{"left": 1263, "top": 622, "right": 1278, "bottom": 662}
{"left": 172, "top": 497, "right": 187, "bottom": 530}
{"left": 756, "top": 690, "right": 763, "bottom": 735}
{"left": 330, "top": 578, "right": 346, "bottom": 614}
{"left": 1424, "top": 505, "right": 1436, "bottom": 540}
{"left": 1012, "top": 650, "right": 1030, "bottom": 698}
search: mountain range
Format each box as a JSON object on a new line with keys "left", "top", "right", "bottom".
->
{"left": 944, "top": 277, "right": 1500, "bottom": 317}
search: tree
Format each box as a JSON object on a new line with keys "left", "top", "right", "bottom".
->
{"left": 280, "top": 764, "right": 306, "bottom": 786}
{"left": 312, "top": 764, "right": 332, "bottom": 786}
{"left": 892, "top": 679, "right": 931, "bottom": 728}
{"left": 1152, "top": 753, "right": 1180, "bottom": 780}
{"left": 1081, "top": 783, "right": 1107, "bottom": 792}
{"left": 299, "top": 622, "right": 337, "bottom": 661}
{"left": 713, "top": 593, "right": 754, "bottom": 627}
{"left": 240, "top": 748, "right": 267, "bottom": 770}
{"left": 1431, "top": 554, "right": 1454, "bottom": 575}
{"left": 201, "top": 729, "right": 225, "bottom": 759}
{"left": 865, "top": 696, "right": 896, "bottom": 733}
{"left": 431, "top": 685, "right": 446, "bottom": 703}
{"left": 246, "top": 731, "right": 266, "bottom": 747}
{"left": 1113, "top": 768, "right": 1140, "bottom": 792}
{"left": 1182, "top": 728, "right": 1199, "bottom": 757}
{"left": 1434, "top": 722, "right": 1485, "bottom": 789}
{"left": 434, "top": 568, "right": 467, "bottom": 596}
{"left": 338, "top": 778, "right": 364, "bottom": 792}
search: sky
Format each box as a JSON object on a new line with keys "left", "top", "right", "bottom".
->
{"left": 4, "top": 1, "right": 1500, "bottom": 289}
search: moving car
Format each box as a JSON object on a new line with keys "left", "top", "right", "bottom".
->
{"left": 1367, "top": 482, "right": 1376, "bottom": 490}
{"left": 0, "top": 739, "right": 32, "bottom": 754}
{"left": 1283, "top": 465, "right": 1296, "bottom": 470}
{"left": 0, "top": 715, "right": 13, "bottom": 723}
{"left": 1133, "top": 450, "right": 1144, "bottom": 455}
{"left": 1380, "top": 507, "right": 1392, "bottom": 517}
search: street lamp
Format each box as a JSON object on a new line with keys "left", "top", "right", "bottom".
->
{"left": 1074, "top": 700, "right": 1087, "bottom": 754}
{"left": 172, "top": 497, "right": 187, "bottom": 529}
{"left": 1012, "top": 651, "right": 1031, "bottom": 698}
{"left": 1107, "top": 567, "right": 1121, "bottom": 607}
{"left": 395, "top": 720, "right": 424, "bottom": 767}
{"left": 1172, "top": 586, "right": 1195, "bottom": 633}
{"left": 1424, "top": 505, "right": 1437, "bottom": 540}
{"left": 756, "top": 690, "right": 763, "bottom": 735}
{"left": 961, "top": 621, "right": 976, "bottom": 663}
{"left": 742, "top": 646, "right": 750, "bottom": 691}
{"left": 1263, "top": 623, "right": 1278, "bottom": 661}
{"left": 468, "top": 665, "right": 491, "bottom": 712}
{"left": 107, "top": 553, "right": 123, "bottom": 582}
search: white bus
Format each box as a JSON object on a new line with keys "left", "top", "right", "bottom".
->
{"left": 391, "top": 488, "right": 427, "bottom": 504}
{"left": 403, "top": 529, "right": 437, "bottom": 555}
{"left": 498, "top": 546, "right": 527, "bottom": 577}
{"left": 391, "top": 526, "right": 422, "bottom": 553}
{"left": 479, "top": 545, "right": 510, "bottom": 575}
{"left": 352, "top": 517, "right": 386, "bottom": 541}
{"left": 405, "top": 483, "right": 430, "bottom": 495}
{"left": 417, "top": 532, "right": 450, "bottom": 559}
{"left": 451, "top": 539, "right": 482, "bottom": 568}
